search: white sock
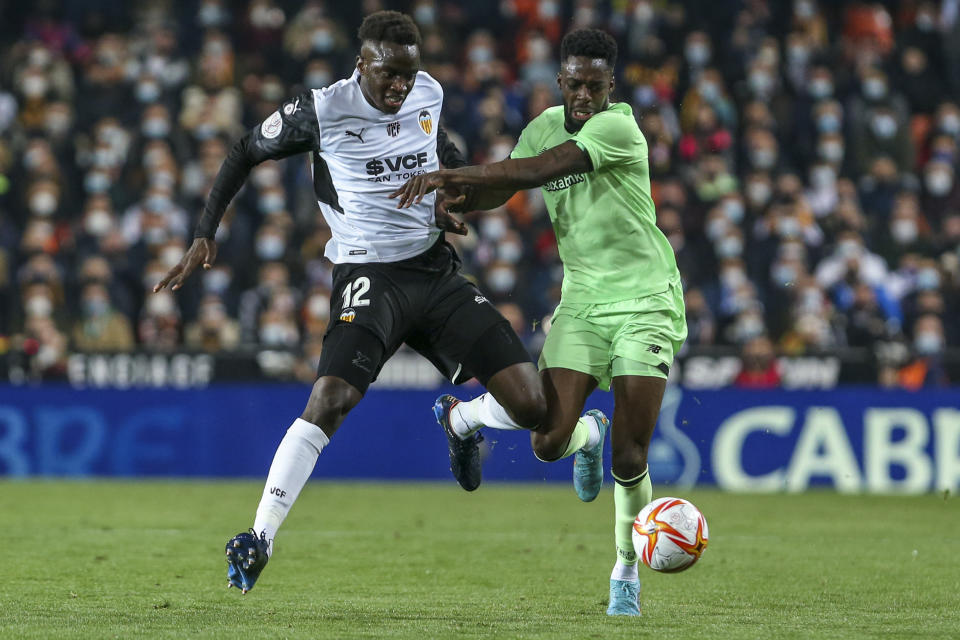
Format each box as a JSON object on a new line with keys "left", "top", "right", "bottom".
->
{"left": 610, "top": 559, "right": 639, "bottom": 582}
{"left": 450, "top": 392, "right": 527, "bottom": 439}
{"left": 582, "top": 413, "right": 602, "bottom": 450}
{"left": 253, "top": 418, "right": 329, "bottom": 557}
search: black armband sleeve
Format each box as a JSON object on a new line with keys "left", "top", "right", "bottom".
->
{"left": 437, "top": 125, "right": 466, "bottom": 169}
{"left": 194, "top": 91, "right": 321, "bottom": 238}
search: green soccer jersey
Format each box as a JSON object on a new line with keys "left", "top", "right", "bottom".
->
{"left": 511, "top": 103, "right": 679, "bottom": 303}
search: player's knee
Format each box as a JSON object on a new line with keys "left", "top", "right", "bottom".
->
{"left": 611, "top": 447, "right": 648, "bottom": 480}
{"left": 301, "top": 376, "right": 361, "bottom": 427}
{"left": 531, "top": 433, "right": 564, "bottom": 462}
{"left": 509, "top": 390, "right": 547, "bottom": 431}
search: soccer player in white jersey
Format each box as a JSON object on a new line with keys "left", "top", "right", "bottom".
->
{"left": 152, "top": 11, "right": 546, "bottom": 594}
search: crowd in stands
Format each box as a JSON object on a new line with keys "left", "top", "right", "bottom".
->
{"left": 0, "top": 0, "right": 957, "bottom": 387}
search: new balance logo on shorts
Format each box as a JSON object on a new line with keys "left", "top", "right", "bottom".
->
{"left": 646, "top": 344, "right": 663, "bottom": 354}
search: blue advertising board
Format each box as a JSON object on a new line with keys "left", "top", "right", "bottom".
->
{"left": 0, "top": 384, "right": 957, "bottom": 493}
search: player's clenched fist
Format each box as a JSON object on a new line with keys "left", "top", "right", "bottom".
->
{"left": 152, "top": 237, "right": 218, "bottom": 292}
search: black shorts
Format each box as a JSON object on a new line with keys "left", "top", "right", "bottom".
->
{"left": 316, "top": 237, "right": 532, "bottom": 393}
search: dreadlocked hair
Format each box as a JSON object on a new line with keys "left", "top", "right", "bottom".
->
{"left": 560, "top": 29, "right": 617, "bottom": 68}
{"left": 357, "top": 10, "right": 421, "bottom": 47}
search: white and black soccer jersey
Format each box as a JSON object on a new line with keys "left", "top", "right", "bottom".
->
{"left": 195, "top": 70, "right": 465, "bottom": 264}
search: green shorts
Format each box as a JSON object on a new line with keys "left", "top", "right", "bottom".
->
{"left": 538, "top": 279, "right": 687, "bottom": 390}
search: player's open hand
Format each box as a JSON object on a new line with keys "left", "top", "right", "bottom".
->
{"left": 390, "top": 169, "right": 451, "bottom": 209}
{"left": 152, "top": 237, "right": 218, "bottom": 292}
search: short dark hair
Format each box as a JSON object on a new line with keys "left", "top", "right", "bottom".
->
{"left": 560, "top": 29, "right": 617, "bottom": 68}
{"left": 357, "top": 10, "right": 421, "bottom": 47}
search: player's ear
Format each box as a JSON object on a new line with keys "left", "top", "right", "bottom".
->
{"left": 556, "top": 72, "right": 562, "bottom": 91}
{"left": 356, "top": 55, "right": 364, "bottom": 75}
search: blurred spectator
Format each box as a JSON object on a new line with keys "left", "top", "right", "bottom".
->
{"left": 71, "top": 282, "right": 135, "bottom": 351}
{"left": 734, "top": 335, "right": 781, "bottom": 388}
{"left": 0, "top": 0, "right": 955, "bottom": 380}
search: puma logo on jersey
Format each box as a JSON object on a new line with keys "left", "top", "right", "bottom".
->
{"left": 345, "top": 128, "right": 366, "bottom": 143}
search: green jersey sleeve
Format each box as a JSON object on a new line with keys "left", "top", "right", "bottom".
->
{"left": 510, "top": 123, "right": 536, "bottom": 160}
{"left": 572, "top": 103, "right": 645, "bottom": 171}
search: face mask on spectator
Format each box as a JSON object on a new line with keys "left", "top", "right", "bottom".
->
{"left": 161, "top": 246, "right": 182, "bottom": 268}
{"left": 816, "top": 113, "right": 840, "bottom": 133}
{"left": 915, "top": 331, "right": 943, "bottom": 355}
{"left": 771, "top": 262, "right": 797, "bottom": 287}
{"left": 698, "top": 80, "right": 719, "bottom": 102}
{"left": 83, "top": 297, "right": 110, "bottom": 317}
{"left": 203, "top": 269, "right": 231, "bottom": 294}
{"left": 706, "top": 217, "right": 728, "bottom": 241}
{"left": 22, "top": 74, "right": 48, "bottom": 98}
{"left": 634, "top": 1, "right": 654, "bottom": 23}
{"left": 916, "top": 268, "right": 941, "bottom": 290}
{"left": 925, "top": 170, "right": 953, "bottom": 196}
{"left": 480, "top": 217, "right": 508, "bottom": 241}
{"left": 838, "top": 239, "right": 862, "bottom": 257}
{"left": 916, "top": 12, "right": 935, "bottom": 31}
{"left": 685, "top": 42, "right": 710, "bottom": 66}
{"left": 870, "top": 114, "right": 897, "bottom": 139}
{"left": 45, "top": 113, "right": 70, "bottom": 136}
{"left": 747, "top": 181, "right": 772, "bottom": 206}
{"left": 750, "top": 148, "right": 776, "bottom": 169}
{"left": 539, "top": 0, "right": 559, "bottom": 19}
{"left": 256, "top": 235, "right": 285, "bottom": 260}
{"left": 199, "top": 2, "right": 228, "bottom": 27}
{"left": 26, "top": 295, "right": 53, "bottom": 317}
{"left": 723, "top": 199, "right": 744, "bottom": 224}
{"left": 748, "top": 71, "right": 773, "bottom": 96}
{"left": 734, "top": 314, "right": 765, "bottom": 342}
{"left": 306, "top": 70, "right": 332, "bottom": 88}
{"left": 468, "top": 45, "right": 494, "bottom": 64}
{"left": 146, "top": 293, "right": 176, "bottom": 316}
{"left": 863, "top": 77, "right": 887, "bottom": 100}
{"left": 142, "top": 117, "right": 170, "bottom": 138}
{"left": 136, "top": 81, "right": 161, "bottom": 103}
{"left": 487, "top": 267, "right": 517, "bottom": 293}
{"left": 809, "top": 78, "right": 833, "bottom": 100}
{"left": 798, "top": 288, "right": 822, "bottom": 313}
{"left": 720, "top": 268, "right": 746, "bottom": 289}
{"left": 414, "top": 5, "right": 436, "bottom": 25}
{"left": 788, "top": 44, "right": 810, "bottom": 65}
{"left": 259, "top": 192, "right": 285, "bottom": 213}
{"left": 146, "top": 194, "right": 172, "bottom": 213}
{"left": 939, "top": 113, "right": 960, "bottom": 136}
{"left": 818, "top": 142, "right": 843, "bottom": 163}
{"left": 30, "top": 191, "right": 58, "bottom": 216}
{"left": 891, "top": 219, "right": 918, "bottom": 244}
{"left": 306, "top": 294, "right": 330, "bottom": 320}
{"left": 717, "top": 235, "right": 743, "bottom": 258}
{"left": 778, "top": 217, "right": 801, "bottom": 239}
{"left": 498, "top": 241, "right": 523, "bottom": 264}
{"left": 811, "top": 166, "right": 836, "bottom": 189}
{"left": 84, "top": 209, "right": 113, "bottom": 236}
{"left": 260, "top": 322, "right": 295, "bottom": 346}
{"left": 143, "top": 226, "right": 168, "bottom": 245}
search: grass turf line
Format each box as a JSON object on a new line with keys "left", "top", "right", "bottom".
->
{"left": 2, "top": 481, "right": 958, "bottom": 639}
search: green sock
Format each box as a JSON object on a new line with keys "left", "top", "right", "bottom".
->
{"left": 613, "top": 467, "right": 652, "bottom": 565}
{"left": 557, "top": 416, "right": 593, "bottom": 459}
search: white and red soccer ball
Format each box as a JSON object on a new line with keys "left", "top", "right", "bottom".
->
{"left": 632, "top": 497, "right": 709, "bottom": 573}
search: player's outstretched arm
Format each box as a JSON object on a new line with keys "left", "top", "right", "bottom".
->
{"left": 153, "top": 237, "right": 218, "bottom": 292}
{"left": 390, "top": 140, "right": 592, "bottom": 209}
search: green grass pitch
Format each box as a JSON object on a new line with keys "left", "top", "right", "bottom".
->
{"left": 2, "top": 481, "right": 958, "bottom": 639}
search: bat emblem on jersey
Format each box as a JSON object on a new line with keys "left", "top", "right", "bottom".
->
{"left": 345, "top": 128, "right": 366, "bottom": 143}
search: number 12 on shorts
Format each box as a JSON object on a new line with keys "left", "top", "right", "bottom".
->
{"left": 341, "top": 276, "right": 371, "bottom": 308}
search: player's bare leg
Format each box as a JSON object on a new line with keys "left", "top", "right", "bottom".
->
{"left": 226, "top": 376, "right": 361, "bottom": 593}
{"left": 606, "top": 374, "right": 666, "bottom": 616}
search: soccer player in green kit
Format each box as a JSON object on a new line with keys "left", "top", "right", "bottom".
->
{"left": 392, "top": 29, "right": 685, "bottom": 616}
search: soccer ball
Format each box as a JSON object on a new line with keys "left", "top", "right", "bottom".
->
{"left": 632, "top": 497, "right": 709, "bottom": 573}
